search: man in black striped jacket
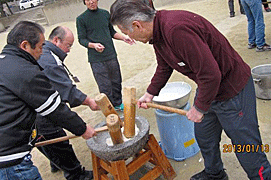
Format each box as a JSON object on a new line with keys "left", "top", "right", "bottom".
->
{"left": 36, "top": 26, "right": 98, "bottom": 180}
{"left": 0, "top": 21, "right": 96, "bottom": 180}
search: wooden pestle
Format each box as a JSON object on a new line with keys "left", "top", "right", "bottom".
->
{"left": 123, "top": 87, "right": 136, "bottom": 138}
{"left": 94, "top": 93, "right": 123, "bottom": 126}
{"left": 106, "top": 114, "right": 124, "bottom": 145}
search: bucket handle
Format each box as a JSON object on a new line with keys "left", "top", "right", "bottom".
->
{"left": 253, "top": 78, "right": 262, "bottom": 84}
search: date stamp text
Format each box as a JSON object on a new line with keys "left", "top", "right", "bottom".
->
{"left": 223, "top": 144, "right": 269, "bottom": 153}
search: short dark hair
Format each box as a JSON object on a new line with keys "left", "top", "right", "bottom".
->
{"left": 110, "top": 0, "right": 155, "bottom": 29}
{"left": 48, "top": 26, "right": 66, "bottom": 41}
{"left": 7, "top": 21, "right": 44, "bottom": 49}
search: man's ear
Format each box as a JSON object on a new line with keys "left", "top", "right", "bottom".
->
{"left": 20, "top": 40, "right": 30, "bottom": 51}
{"left": 132, "top": 21, "right": 143, "bottom": 31}
{"left": 51, "top": 36, "right": 59, "bottom": 45}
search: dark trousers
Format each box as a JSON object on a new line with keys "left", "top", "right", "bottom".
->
{"left": 229, "top": 0, "right": 245, "bottom": 15}
{"left": 37, "top": 130, "right": 82, "bottom": 180}
{"left": 90, "top": 58, "right": 122, "bottom": 106}
{"left": 195, "top": 76, "right": 271, "bottom": 179}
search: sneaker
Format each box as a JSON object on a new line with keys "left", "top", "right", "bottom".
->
{"left": 265, "top": 7, "right": 271, "bottom": 12}
{"left": 256, "top": 43, "right": 271, "bottom": 52}
{"left": 114, "top": 103, "right": 124, "bottom": 111}
{"left": 230, "top": 12, "right": 235, "bottom": 18}
{"left": 190, "top": 169, "right": 228, "bottom": 180}
{"left": 248, "top": 43, "right": 256, "bottom": 49}
{"left": 50, "top": 162, "right": 60, "bottom": 173}
{"left": 78, "top": 168, "right": 93, "bottom": 180}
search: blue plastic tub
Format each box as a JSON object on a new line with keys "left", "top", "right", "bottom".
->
{"left": 155, "top": 103, "right": 200, "bottom": 161}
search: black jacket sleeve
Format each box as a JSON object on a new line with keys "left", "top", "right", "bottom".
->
{"left": 16, "top": 71, "right": 86, "bottom": 136}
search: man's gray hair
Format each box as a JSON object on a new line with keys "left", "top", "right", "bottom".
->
{"left": 110, "top": 0, "right": 155, "bottom": 29}
{"left": 48, "top": 26, "right": 66, "bottom": 41}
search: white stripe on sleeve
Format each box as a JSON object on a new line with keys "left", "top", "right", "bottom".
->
{"left": 35, "top": 91, "right": 59, "bottom": 113}
{"left": 39, "top": 95, "right": 61, "bottom": 116}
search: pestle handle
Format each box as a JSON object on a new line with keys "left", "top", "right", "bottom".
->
{"left": 133, "top": 100, "right": 187, "bottom": 115}
{"left": 34, "top": 126, "right": 108, "bottom": 147}
{"left": 145, "top": 102, "right": 188, "bottom": 116}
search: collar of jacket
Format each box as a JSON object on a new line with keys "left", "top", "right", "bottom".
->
{"left": 87, "top": 7, "right": 99, "bottom": 13}
{"left": 1, "top": 44, "right": 43, "bottom": 71}
{"left": 43, "top": 41, "right": 67, "bottom": 62}
{"left": 152, "top": 10, "right": 162, "bottom": 45}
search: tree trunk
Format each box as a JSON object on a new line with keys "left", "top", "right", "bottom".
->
{"left": 5, "top": 2, "right": 13, "bottom": 15}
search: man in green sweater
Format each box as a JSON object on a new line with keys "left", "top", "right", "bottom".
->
{"left": 76, "top": 0, "right": 134, "bottom": 110}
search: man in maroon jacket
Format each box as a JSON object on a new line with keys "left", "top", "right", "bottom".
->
{"left": 110, "top": 0, "right": 271, "bottom": 179}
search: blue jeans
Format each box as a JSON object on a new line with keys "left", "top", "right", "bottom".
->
{"left": 0, "top": 154, "right": 42, "bottom": 180}
{"left": 195, "top": 76, "right": 271, "bottom": 179}
{"left": 241, "top": 0, "right": 266, "bottom": 47}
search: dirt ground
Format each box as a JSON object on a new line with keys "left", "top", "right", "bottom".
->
{"left": 1, "top": 0, "right": 271, "bottom": 179}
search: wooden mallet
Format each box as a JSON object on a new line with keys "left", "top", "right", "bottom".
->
{"left": 123, "top": 87, "right": 136, "bottom": 138}
{"left": 106, "top": 114, "right": 124, "bottom": 145}
{"left": 94, "top": 93, "right": 123, "bottom": 126}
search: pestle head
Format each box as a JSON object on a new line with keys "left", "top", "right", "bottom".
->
{"left": 94, "top": 93, "right": 106, "bottom": 101}
{"left": 106, "top": 114, "right": 119, "bottom": 127}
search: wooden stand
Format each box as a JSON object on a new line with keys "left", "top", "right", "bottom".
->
{"left": 91, "top": 134, "right": 177, "bottom": 180}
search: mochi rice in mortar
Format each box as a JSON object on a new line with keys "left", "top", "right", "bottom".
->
{"left": 106, "top": 125, "right": 140, "bottom": 146}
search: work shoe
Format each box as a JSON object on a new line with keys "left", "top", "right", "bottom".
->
{"left": 248, "top": 43, "right": 256, "bottom": 49}
{"left": 114, "top": 103, "right": 124, "bottom": 111}
{"left": 78, "top": 168, "right": 93, "bottom": 180}
{"left": 256, "top": 44, "right": 271, "bottom": 52}
{"left": 190, "top": 169, "right": 228, "bottom": 180}
{"left": 265, "top": 7, "right": 271, "bottom": 12}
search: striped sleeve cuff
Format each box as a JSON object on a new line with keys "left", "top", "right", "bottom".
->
{"left": 35, "top": 91, "right": 61, "bottom": 116}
